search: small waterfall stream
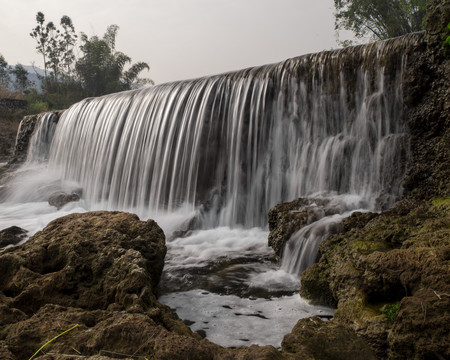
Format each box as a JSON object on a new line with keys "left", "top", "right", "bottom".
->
{"left": 26, "top": 112, "right": 59, "bottom": 164}
{"left": 0, "top": 32, "right": 424, "bottom": 348}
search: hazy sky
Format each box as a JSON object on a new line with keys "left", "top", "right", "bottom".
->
{"left": 1, "top": 0, "right": 351, "bottom": 84}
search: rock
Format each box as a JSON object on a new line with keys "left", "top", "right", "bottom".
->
{"left": 401, "top": 0, "right": 450, "bottom": 200}
{"left": 7, "top": 111, "right": 63, "bottom": 166}
{"left": 299, "top": 199, "right": 450, "bottom": 359}
{"left": 48, "top": 191, "right": 81, "bottom": 209}
{"left": 282, "top": 317, "right": 377, "bottom": 360}
{"left": 268, "top": 198, "right": 333, "bottom": 256}
{"left": 0, "top": 211, "right": 288, "bottom": 360}
{"left": 0, "top": 226, "right": 27, "bottom": 248}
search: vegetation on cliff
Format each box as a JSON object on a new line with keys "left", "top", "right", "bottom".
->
{"left": 334, "top": 0, "right": 428, "bottom": 44}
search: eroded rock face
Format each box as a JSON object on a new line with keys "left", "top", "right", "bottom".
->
{"left": 282, "top": 317, "right": 377, "bottom": 360}
{"left": 401, "top": 0, "right": 450, "bottom": 200}
{"left": 8, "top": 111, "right": 63, "bottom": 165}
{"left": 300, "top": 199, "right": 450, "bottom": 359}
{"left": 268, "top": 198, "right": 340, "bottom": 257}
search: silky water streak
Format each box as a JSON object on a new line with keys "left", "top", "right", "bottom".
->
{"left": 49, "top": 35, "right": 416, "bottom": 228}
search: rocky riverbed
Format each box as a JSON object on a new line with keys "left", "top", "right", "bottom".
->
{"left": 0, "top": 211, "right": 375, "bottom": 360}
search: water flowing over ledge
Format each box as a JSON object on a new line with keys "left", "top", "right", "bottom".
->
{"left": 45, "top": 33, "right": 422, "bottom": 230}
{"left": 0, "top": 32, "right": 426, "bottom": 349}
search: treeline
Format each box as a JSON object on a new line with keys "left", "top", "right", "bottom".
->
{"left": 0, "top": 12, "right": 152, "bottom": 112}
{"left": 334, "top": 0, "right": 428, "bottom": 45}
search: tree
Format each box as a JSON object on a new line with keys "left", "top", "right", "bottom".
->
{"left": 75, "top": 25, "right": 151, "bottom": 97}
{"left": 334, "top": 0, "right": 428, "bottom": 42}
{"left": 30, "top": 12, "right": 78, "bottom": 85}
{"left": 59, "top": 16, "right": 78, "bottom": 79}
{"left": 0, "top": 54, "right": 11, "bottom": 89}
{"left": 30, "top": 12, "right": 53, "bottom": 78}
{"left": 10, "top": 64, "right": 32, "bottom": 93}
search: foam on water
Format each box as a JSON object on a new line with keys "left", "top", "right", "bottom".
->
{"left": 159, "top": 289, "right": 333, "bottom": 348}
{"left": 165, "top": 227, "right": 272, "bottom": 269}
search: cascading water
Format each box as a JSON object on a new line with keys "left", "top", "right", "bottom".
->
{"left": 0, "top": 32, "right": 424, "bottom": 348}
{"left": 26, "top": 112, "right": 59, "bottom": 164}
{"left": 49, "top": 35, "right": 411, "bottom": 227}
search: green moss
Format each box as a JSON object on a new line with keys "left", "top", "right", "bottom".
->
{"left": 381, "top": 303, "right": 400, "bottom": 322}
{"left": 431, "top": 197, "right": 450, "bottom": 215}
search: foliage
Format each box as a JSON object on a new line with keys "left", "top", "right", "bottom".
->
{"left": 334, "top": 0, "right": 428, "bottom": 42}
{"left": 1, "top": 12, "right": 153, "bottom": 115}
{"left": 381, "top": 303, "right": 400, "bottom": 321}
{"left": 30, "top": 12, "right": 78, "bottom": 92}
{"left": 59, "top": 16, "right": 78, "bottom": 79}
{"left": 75, "top": 25, "right": 151, "bottom": 97}
{"left": 10, "top": 64, "right": 33, "bottom": 93}
{"left": 28, "top": 12, "right": 152, "bottom": 101}
{"left": 0, "top": 54, "right": 11, "bottom": 89}
{"left": 28, "top": 100, "right": 49, "bottom": 114}
{"left": 29, "top": 12, "right": 52, "bottom": 78}
{"left": 445, "top": 23, "right": 450, "bottom": 46}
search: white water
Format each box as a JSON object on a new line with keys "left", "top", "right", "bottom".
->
{"left": 0, "top": 33, "right": 422, "bottom": 348}
{"left": 160, "top": 290, "right": 333, "bottom": 348}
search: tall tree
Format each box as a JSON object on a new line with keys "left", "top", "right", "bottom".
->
{"left": 334, "top": 0, "right": 428, "bottom": 42}
{"left": 10, "top": 64, "right": 32, "bottom": 93}
{"left": 0, "top": 54, "right": 10, "bottom": 89}
{"left": 76, "top": 25, "right": 151, "bottom": 97}
{"left": 30, "top": 12, "right": 78, "bottom": 83}
{"left": 59, "top": 16, "right": 78, "bottom": 79}
{"left": 30, "top": 12, "right": 52, "bottom": 78}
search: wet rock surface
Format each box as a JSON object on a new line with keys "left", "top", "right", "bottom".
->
{"left": 0, "top": 226, "right": 27, "bottom": 248}
{"left": 48, "top": 191, "right": 81, "bottom": 209}
{"left": 300, "top": 199, "right": 450, "bottom": 359}
{"left": 268, "top": 198, "right": 334, "bottom": 256}
{"left": 402, "top": 0, "right": 450, "bottom": 200}
{"left": 282, "top": 316, "right": 377, "bottom": 360}
{"left": 8, "top": 111, "right": 63, "bottom": 165}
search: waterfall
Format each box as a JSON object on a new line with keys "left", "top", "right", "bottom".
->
{"left": 26, "top": 112, "right": 59, "bottom": 164}
{"left": 1, "top": 33, "right": 424, "bottom": 348}
{"left": 48, "top": 34, "right": 420, "bottom": 231}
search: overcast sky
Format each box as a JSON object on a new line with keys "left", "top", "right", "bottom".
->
{"left": 1, "top": 0, "right": 352, "bottom": 85}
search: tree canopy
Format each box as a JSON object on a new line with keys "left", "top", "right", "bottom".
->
{"left": 76, "top": 25, "right": 151, "bottom": 97}
{"left": 0, "top": 55, "right": 10, "bottom": 89}
{"left": 334, "top": 0, "right": 428, "bottom": 42}
{"left": 10, "top": 64, "right": 32, "bottom": 94}
{"left": 29, "top": 12, "right": 152, "bottom": 100}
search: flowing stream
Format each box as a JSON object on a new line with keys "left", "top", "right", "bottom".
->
{"left": 0, "top": 32, "right": 423, "bottom": 348}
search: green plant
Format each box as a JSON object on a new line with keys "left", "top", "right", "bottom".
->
{"left": 445, "top": 23, "right": 450, "bottom": 46}
{"left": 381, "top": 303, "right": 400, "bottom": 321}
{"left": 28, "top": 323, "right": 79, "bottom": 360}
{"left": 28, "top": 100, "right": 48, "bottom": 114}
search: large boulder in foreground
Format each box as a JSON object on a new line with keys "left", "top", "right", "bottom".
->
{"left": 0, "top": 211, "right": 215, "bottom": 359}
{"left": 0, "top": 211, "right": 166, "bottom": 313}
